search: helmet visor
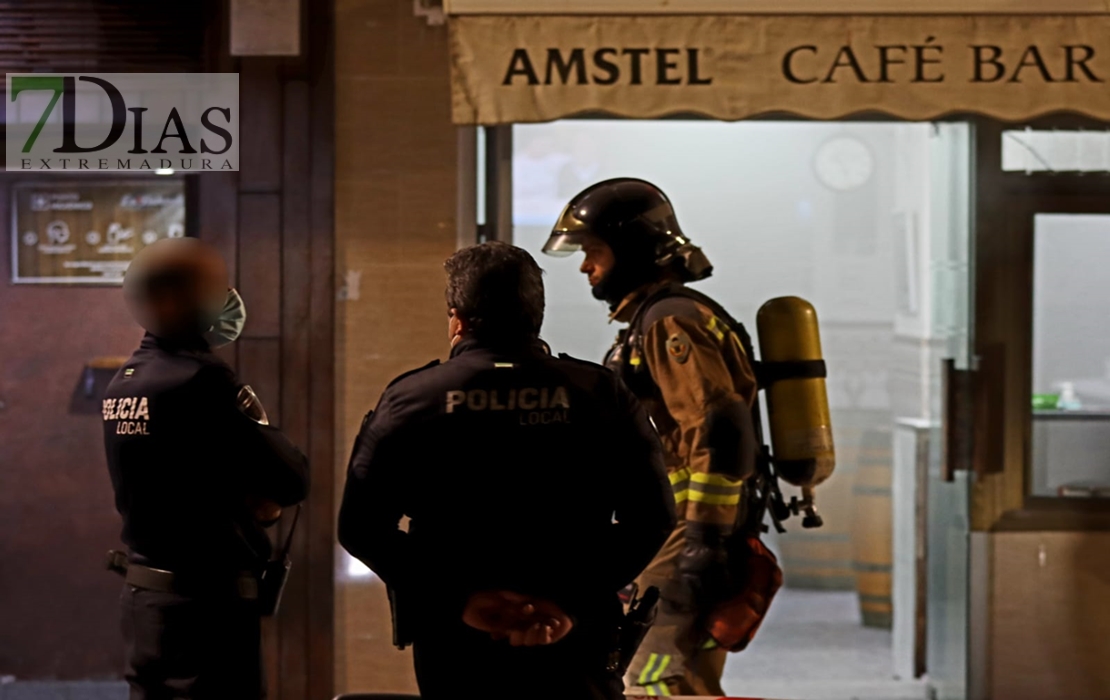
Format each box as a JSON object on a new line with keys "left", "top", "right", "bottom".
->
{"left": 542, "top": 203, "right": 594, "bottom": 257}
{"left": 541, "top": 231, "right": 589, "bottom": 257}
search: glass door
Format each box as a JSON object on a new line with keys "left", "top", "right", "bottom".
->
{"left": 923, "top": 122, "right": 974, "bottom": 700}
{"left": 1028, "top": 206, "right": 1110, "bottom": 503}
{"left": 509, "top": 119, "right": 984, "bottom": 698}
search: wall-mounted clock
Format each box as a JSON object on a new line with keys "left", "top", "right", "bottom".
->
{"left": 814, "top": 136, "right": 874, "bottom": 192}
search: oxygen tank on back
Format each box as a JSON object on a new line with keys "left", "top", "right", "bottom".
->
{"left": 756, "top": 297, "right": 835, "bottom": 524}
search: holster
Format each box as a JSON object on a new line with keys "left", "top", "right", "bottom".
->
{"left": 256, "top": 504, "right": 301, "bottom": 617}
{"left": 608, "top": 585, "right": 660, "bottom": 675}
{"left": 388, "top": 585, "right": 414, "bottom": 650}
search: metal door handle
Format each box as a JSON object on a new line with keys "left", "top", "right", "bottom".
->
{"left": 941, "top": 358, "right": 973, "bottom": 482}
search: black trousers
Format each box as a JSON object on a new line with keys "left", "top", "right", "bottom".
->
{"left": 412, "top": 621, "right": 624, "bottom": 700}
{"left": 120, "top": 584, "right": 264, "bottom": 700}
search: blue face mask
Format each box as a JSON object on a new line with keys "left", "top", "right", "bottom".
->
{"left": 204, "top": 288, "right": 246, "bottom": 348}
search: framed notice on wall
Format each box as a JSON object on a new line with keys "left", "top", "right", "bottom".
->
{"left": 11, "top": 180, "right": 186, "bottom": 284}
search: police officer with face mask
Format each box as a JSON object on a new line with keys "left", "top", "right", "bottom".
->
{"left": 102, "top": 237, "right": 309, "bottom": 699}
{"left": 338, "top": 241, "right": 675, "bottom": 700}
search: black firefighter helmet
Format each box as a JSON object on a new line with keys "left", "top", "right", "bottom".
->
{"left": 541, "top": 178, "right": 712, "bottom": 283}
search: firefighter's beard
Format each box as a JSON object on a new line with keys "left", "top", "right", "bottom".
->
{"left": 591, "top": 259, "right": 659, "bottom": 309}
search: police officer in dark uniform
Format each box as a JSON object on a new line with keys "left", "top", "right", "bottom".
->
{"left": 102, "top": 237, "right": 309, "bottom": 699}
{"left": 338, "top": 241, "right": 675, "bottom": 700}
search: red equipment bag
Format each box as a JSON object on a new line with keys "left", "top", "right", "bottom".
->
{"left": 705, "top": 534, "right": 783, "bottom": 652}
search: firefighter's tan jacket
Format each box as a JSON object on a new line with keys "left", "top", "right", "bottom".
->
{"left": 611, "top": 283, "right": 758, "bottom": 533}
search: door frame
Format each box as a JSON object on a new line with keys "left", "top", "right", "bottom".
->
{"left": 972, "top": 118, "right": 1110, "bottom": 533}
{"left": 204, "top": 2, "right": 337, "bottom": 698}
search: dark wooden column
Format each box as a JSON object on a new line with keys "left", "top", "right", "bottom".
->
{"left": 199, "top": 2, "right": 335, "bottom": 699}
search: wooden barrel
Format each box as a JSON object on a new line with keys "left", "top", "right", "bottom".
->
{"left": 776, "top": 465, "right": 855, "bottom": 591}
{"left": 851, "top": 427, "right": 893, "bottom": 628}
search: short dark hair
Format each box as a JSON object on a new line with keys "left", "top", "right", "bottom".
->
{"left": 444, "top": 241, "right": 545, "bottom": 342}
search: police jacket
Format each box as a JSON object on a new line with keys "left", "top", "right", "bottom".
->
{"left": 338, "top": 335, "right": 675, "bottom": 632}
{"left": 102, "top": 333, "right": 309, "bottom": 573}
{"left": 606, "top": 282, "right": 759, "bottom": 535}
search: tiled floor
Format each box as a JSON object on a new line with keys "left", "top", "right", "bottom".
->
{"left": 0, "top": 682, "right": 126, "bottom": 700}
{"left": 1, "top": 590, "right": 930, "bottom": 700}
{"left": 721, "top": 589, "right": 929, "bottom": 700}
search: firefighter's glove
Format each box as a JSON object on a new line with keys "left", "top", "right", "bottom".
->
{"left": 674, "top": 522, "right": 729, "bottom": 612}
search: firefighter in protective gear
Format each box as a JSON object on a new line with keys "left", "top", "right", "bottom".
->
{"left": 543, "top": 178, "right": 758, "bottom": 696}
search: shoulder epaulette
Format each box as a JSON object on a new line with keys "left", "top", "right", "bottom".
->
{"left": 385, "top": 359, "right": 441, "bottom": 389}
{"left": 640, "top": 293, "right": 703, "bottom": 330}
{"left": 630, "top": 284, "right": 756, "bottom": 359}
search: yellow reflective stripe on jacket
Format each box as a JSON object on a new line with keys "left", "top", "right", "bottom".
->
{"left": 688, "top": 491, "right": 742, "bottom": 506}
{"left": 650, "top": 654, "right": 672, "bottom": 682}
{"left": 690, "top": 472, "right": 742, "bottom": 488}
{"left": 637, "top": 653, "right": 674, "bottom": 692}
{"left": 688, "top": 471, "right": 743, "bottom": 506}
{"left": 708, "top": 313, "right": 752, "bottom": 362}
{"left": 668, "top": 468, "right": 691, "bottom": 505}
{"left": 705, "top": 316, "right": 726, "bottom": 342}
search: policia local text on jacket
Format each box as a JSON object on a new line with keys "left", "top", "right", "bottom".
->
{"left": 102, "top": 239, "right": 309, "bottom": 700}
{"left": 338, "top": 335, "right": 676, "bottom": 700}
